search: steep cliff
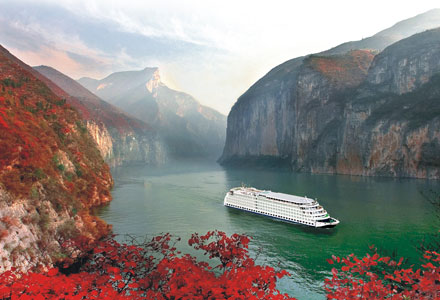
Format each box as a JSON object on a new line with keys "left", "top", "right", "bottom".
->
{"left": 366, "top": 28, "right": 440, "bottom": 94}
{"left": 221, "top": 50, "right": 375, "bottom": 168}
{"left": 34, "top": 66, "right": 166, "bottom": 167}
{"left": 336, "top": 28, "right": 440, "bottom": 178}
{"left": 220, "top": 26, "right": 440, "bottom": 179}
{"left": 79, "top": 68, "right": 226, "bottom": 159}
{"left": 0, "top": 45, "right": 113, "bottom": 271}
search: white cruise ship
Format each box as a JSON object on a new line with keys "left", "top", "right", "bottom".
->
{"left": 224, "top": 187, "right": 339, "bottom": 228}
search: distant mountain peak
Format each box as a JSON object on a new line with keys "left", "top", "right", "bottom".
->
{"left": 146, "top": 68, "right": 162, "bottom": 94}
{"left": 142, "top": 66, "right": 158, "bottom": 72}
{"left": 77, "top": 66, "right": 226, "bottom": 159}
{"left": 322, "top": 8, "right": 440, "bottom": 55}
{"left": 374, "top": 8, "right": 440, "bottom": 39}
{"left": 77, "top": 66, "right": 160, "bottom": 101}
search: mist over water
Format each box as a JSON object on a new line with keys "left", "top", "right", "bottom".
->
{"left": 97, "top": 160, "right": 440, "bottom": 299}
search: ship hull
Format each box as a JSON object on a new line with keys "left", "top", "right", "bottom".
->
{"left": 225, "top": 203, "right": 311, "bottom": 227}
{"left": 224, "top": 187, "right": 339, "bottom": 228}
{"left": 224, "top": 202, "right": 339, "bottom": 228}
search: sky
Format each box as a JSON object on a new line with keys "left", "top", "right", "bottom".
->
{"left": 0, "top": 0, "right": 439, "bottom": 115}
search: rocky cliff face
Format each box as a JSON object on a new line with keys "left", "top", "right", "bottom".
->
{"left": 78, "top": 68, "right": 226, "bottom": 159}
{"left": 336, "top": 32, "right": 440, "bottom": 178}
{"left": 220, "top": 28, "right": 440, "bottom": 179}
{"left": 85, "top": 121, "right": 114, "bottom": 160}
{"left": 0, "top": 45, "right": 113, "bottom": 271}
{"left": 34, "top": 66, "right": 166, "bottom": 167}
{"left": 221, "top": 50, "right": 374, "bottom": 168}
{"left": 366, "top": 28, "right": 440, "bottom": 94}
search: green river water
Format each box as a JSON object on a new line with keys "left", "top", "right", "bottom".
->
{"left": 96, "top": 160, "right": 440, "bottom": 300}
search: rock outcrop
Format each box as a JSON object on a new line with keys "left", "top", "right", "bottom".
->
{"left": 0, "top": 45, "right": 113, "bottom": 271}
{"left": 220, "top": 27, "right": 440, "bottom": 179}
{"left": 34, "top": 66, "right": 166, "bottom": 167}
{"left": 365, "top": 28, "right": 440, "bottom": 94}
{"left": 78, "top": 68, "right": 226, "bottom": 159}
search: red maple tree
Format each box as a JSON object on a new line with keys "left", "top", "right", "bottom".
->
{"left": 0, "top": 231, "right": 295, "bottom": 300}
{"left": 1, "top": 231, "right": 440, "bottom": 299}
{"left": 325, "top": 249, "right": 440, "bottom": 299}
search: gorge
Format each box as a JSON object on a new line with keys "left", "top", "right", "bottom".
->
{"left": 220, "top": 10, "right": 440, "bottom": 179}
{"left": 78, "top": 68, "right": 227, "bottom": 159}
{"left": 1, "top": 6, "right": 440, "bottom": 299}
{"left": 34, "top": 66, "right": 167, "bottom": 168}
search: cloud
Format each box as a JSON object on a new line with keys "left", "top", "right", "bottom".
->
{"left": 0, "top": 4, "right": 170, "bottom": 79}
{"left": 1, "top": 0, "right": 439, "bottom": 114}
{"left": 9, "top": 45, "right": 84, "bottom": 74}
{"left": 0, "top": 11, "right": 113, "bottom": 78}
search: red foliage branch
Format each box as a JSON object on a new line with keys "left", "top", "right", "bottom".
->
{"left": 0, "top": 231, "right": 296, "bottom": 300}
{"left": 2, "top": 229, "right": 440, "bottom": 300}
{"left": 325, "top": 250, "right": 440, "bottom": 299}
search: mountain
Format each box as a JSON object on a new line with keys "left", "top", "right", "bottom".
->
{"left": 323, "top": 8, "right": 440, "bottom": 55}
{"left": 335, "top": 28, "right": 440, "bottom": 178}
{"left": 78, "top": 68, "right": 227, "bottom": 159}
{"left": 34, "top": 66, "right": 166, "bottom": 167}
{"left": 220, "top": 15, "right": 440, "bottom": 179}
{"left": 0, "top": 45, "right": 113, "bottom": 271}
{"left": 220, "top": 50, "right": 376, "bottom": 169}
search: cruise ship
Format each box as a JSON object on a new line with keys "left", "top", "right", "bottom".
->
{"left": 224, "top": 187, "right": 339, "bottom": 228}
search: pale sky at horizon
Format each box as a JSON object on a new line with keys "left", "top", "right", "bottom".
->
{"left": 0, "top": 0, "right": 439, "bottom": 114}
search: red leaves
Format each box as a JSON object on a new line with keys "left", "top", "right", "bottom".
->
{"left": 6, "top": 230, "right": 440, "bottom": 300}
{"left": 0, "top": 232, "right": 296, "bottom": 300}
{"left": 325, "top": 250, "right": 440, "bottom": 299}
{"left": 0, "top": 52, "right": 113, "bottom": 231}
{"left": 422, "top": 262, "right": 435, "bottom": 269}
{"left": 65, "top": 181, "right": 75, "bottom": 192}
{"left": 341, "top": 265, "right": 350, "bottom": 272}
{"left": 0, "top": 269, "right": 132, "bottom": 300}
{"left": 189, "top": 230, "right": 252, "bottom": 269}
{"left": 47, "top": 268, "right": 58, "bottom": 276}
{"left": 308, "top": 50, "right": 375, "bottom": 89}
{"left": 0, "top": 115, "right": 8, "bottom": 128}
{"left": 62, "top": 126, "right": 71, "bottom": 134}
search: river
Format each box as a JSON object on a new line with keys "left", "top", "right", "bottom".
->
{"left": 96, "top": 160, "right": 440, "bottom": 299}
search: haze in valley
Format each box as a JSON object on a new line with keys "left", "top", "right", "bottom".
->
{"left": 0, "top": 0, "right": 438, "bottom": 114}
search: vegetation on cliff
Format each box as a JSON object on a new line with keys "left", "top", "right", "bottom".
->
{"left": 306, "top": 50, "right": 376, "bottom": 89}
{"left": 221, "top": 28, "right": 440, "bottom": 179}
{"left": 0, "top": 45, "right": 113, "bottom": 270}
{"left": 34, "top": 65, "right": 166, "bottom": 167}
